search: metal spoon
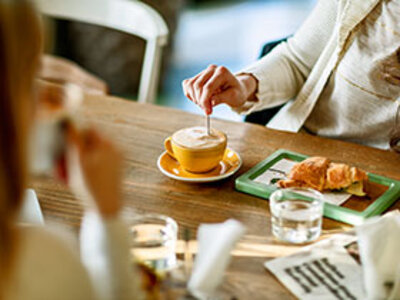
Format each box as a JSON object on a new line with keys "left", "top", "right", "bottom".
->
{"left": 206, "top": 115, "right": 211, "bottom": 135}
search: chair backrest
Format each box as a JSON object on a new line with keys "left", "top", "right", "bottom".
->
{"left": 35, "top": 0, "right": 169, "bottom": 103}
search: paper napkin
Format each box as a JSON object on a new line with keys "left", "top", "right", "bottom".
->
{"left": 18, "top": 189, "right": 45, "bottom": 226}
{"left": 357, "top": 211, "right": 400, "bottom": 300}
{"left": 188, "top": 219, "right": 246, "bottom": 299}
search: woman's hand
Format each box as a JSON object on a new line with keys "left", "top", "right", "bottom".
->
{"left": 34, "top": 79, "right": 83, "bottom": 113}
{"left": 182, "top": 65, "right": 258, "bottom": 115}
{"left": 68, "top": 125, "right": 123, "bottom": 218}
{"left": 382, "top": 48, "right": 400, "bottom": 87}
{"left": 38, "top": 54, "right": 108, "bottom": 95}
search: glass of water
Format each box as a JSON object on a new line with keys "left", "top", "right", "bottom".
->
{"left": 130, "top": 214, "right": 178, "bottom": 271}
{"left": 270, "top": 188, "right": 324, "bottom": 244}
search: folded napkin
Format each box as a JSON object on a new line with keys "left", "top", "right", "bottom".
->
{"left": 18, "top": 189, "right": 45, "bottom": 226}
{"left": 357, "top": 210, "right": 400, "bottom": 300}
{"left": 188, "top": 219, "right": 246, "bottom": 299}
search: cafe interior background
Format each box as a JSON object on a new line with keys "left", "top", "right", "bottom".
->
{"left": 47, "top": 0, "right": 316, "bottom": 121}
{"left": 11, "top": 0, "right": 400, "bottom": 298}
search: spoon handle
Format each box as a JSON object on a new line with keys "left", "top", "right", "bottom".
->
{"left": 206, "top": 115, "right": 211, "bottom": 135}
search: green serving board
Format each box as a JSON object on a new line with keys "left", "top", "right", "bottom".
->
{"left": 235, "top": 149, "right": 400, "bottom": 225}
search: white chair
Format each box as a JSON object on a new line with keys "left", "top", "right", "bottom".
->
{"left": 35, "top": 0, "right": 169, "bottom": 104}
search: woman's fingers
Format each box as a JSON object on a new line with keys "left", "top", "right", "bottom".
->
{"left": 200, "top": 67, "right": 231, "bottom": 114}
{"left": 66, "top": 124, "right": 123, "bottom": 217}
{"left": 35, "top": 79, "right": 66, "bottom": 109}
{"left": 383, "top": 64, "right": 400, "bottom": 86}
{"left": 67, "top": 124, "right": 103, "bottom": 157}
{"left": 193, "top": 65, "right": 217, "bottom": 102}
{"left": 183, "top": 65, "right": 217, "bottom": 105}
{"left": 66, "top": 120, "right": 79, "bottom": 145}
{"left": 182, "top": 65, "right": 238, "bottom": 114}
{"left": 382, "top": 55, "right": 400, "bottom": 87}
{"left": 182, "top": 69, "right": 205, "bottom": 103}
{"left": 182, "top": 79, "right": 194, "bottom": 102}
{"left": 81, "top": 129, "right": 102, "bottom": 150}
{"left": 40, "top": 54, "right": 108, "bottom": 95}
{"left": 384, "top": 73, "right": 400, "bottom": 86}
{"left": 387, "top": 66, "right": 400, "bottom": 78}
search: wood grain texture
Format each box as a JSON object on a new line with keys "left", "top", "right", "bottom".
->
{"left": 31, "top": 95, "right": 400, "bottom": 299}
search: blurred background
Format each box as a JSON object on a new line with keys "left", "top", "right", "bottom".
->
{"left": 47, "top": 0, "right": 316, "bottom": 121}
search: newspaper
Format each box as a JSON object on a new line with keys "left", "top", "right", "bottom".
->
{"left": 265, "top": 234, "right": 365, "bottom": 300}
{"left": 254, "top": 159, "right": 352, "bottom": 206}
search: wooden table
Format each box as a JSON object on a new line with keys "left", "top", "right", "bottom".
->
{"left": 31, "top": 95, "right": 400, "bottom": 299}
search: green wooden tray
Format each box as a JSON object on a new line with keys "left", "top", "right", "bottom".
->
{"left": 235, "top": 149, "right": 400, "bottom": 225}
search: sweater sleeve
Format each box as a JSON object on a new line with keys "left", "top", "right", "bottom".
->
{"left": 80, "top": 212, "right": 142, "bottom": 300}
{"left": 235, "top": 0, "right": 338, "bottom": 114}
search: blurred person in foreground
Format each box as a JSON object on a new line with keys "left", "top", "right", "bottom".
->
{"left": 182, "top": 0, "right": 400, "bottom": 150}
{"left": 0, "top": 1, "right": 141, "bottom": 299}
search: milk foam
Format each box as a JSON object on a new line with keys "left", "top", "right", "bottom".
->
{"left": 172, "top": 126, "right": 226, "bottom": 149}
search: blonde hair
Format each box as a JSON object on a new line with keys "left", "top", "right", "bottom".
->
{"left": 0, "top": 0, "right": 41, "bottom": 293}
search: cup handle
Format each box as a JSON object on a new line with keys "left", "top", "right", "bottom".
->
{"left": 164, "top": 137, "right": 175, "bottom": 159}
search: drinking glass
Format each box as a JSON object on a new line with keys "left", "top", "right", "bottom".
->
{"left": 270, "top": 188, "right": 324, "bottom": 244}
{"left": 129, "top": 214, "right": 178, "bottom": 271}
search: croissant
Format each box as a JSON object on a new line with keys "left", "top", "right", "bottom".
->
{"left": 277, "top": 157, "right": 368, "bottom": 195}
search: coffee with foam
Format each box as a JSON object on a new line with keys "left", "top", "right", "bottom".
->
{"left": 172, "top": 126, "right": 226, "bottom": 150}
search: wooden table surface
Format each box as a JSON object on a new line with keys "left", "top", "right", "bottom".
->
{"left": 31, "top": 95, "right": 400, "bottom": 300}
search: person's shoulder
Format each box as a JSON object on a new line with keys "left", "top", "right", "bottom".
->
{"left": 12, "top": 225, "right": 96, "bottom": 300}
{"left": 18, "top": 224, "right": 78, "bottom": 257}
{"left": 16, "top": 224, "right": 82, "bottom": 278}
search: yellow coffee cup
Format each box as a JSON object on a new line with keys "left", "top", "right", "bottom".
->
{"left": 164, "top": 127, "right": 227, "bottom": 173}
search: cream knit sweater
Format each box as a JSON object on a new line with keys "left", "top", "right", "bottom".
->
{"left": 239, "top": 0, "right": 400, "bottom": 149}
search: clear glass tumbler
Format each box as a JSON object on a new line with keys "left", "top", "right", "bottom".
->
{"left": 130, "top": 214, "right": 178, "bottom": 271}
{"left": 270, "top": 188, "right": 324, "bottom": 244}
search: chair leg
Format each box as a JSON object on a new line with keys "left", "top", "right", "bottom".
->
{"left": 138, "top": 39, "right": 163, "bottom": 104}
